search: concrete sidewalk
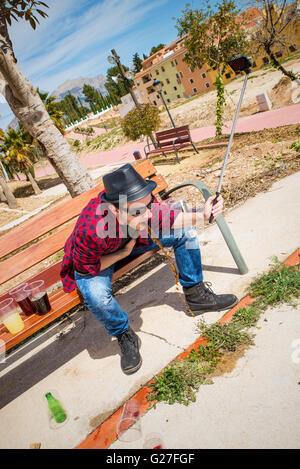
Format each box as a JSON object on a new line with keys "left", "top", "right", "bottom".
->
{"left": 0, "top": 172, "right": 299, "bottom": 449}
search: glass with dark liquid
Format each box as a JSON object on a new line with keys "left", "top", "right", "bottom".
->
{"left": 24, "top": 280, "right": 51, "bottom": 316}
{"left": 9, "top": 283, "right": 37, "bottom": 316}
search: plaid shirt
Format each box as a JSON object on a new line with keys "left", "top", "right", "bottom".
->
{"left": 60, "top": 190, "right": 181, "bottom": 292}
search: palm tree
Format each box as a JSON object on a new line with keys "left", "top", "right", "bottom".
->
{"left": 37, "top": 88, "right": 65, "bottom": 135}
{"left": 0, "top": 128, "right": 19, "bottom": 208}
{"left": 3, "top": 128, "right": 42, "bottom": 195}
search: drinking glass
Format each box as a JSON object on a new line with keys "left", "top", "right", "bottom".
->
{"left": 0, "top": 298, "right": 25, "bottom": 335}
{"left": 116, "top": 400, "right": 142, "bottom": 442}
{"left": 9, "top": 283, "right": 36, "bottom": 316}
{"left": 24, "top": 280, "right": 51, "bottom": 315}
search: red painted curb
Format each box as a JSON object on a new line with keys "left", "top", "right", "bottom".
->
{"left": 76, "top": 248, "right": 299, "bottom": 449}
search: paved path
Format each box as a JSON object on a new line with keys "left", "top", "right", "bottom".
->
{"left": 0, "top": 171, "right": 299, "bottom": 449}
{"left": 30, "top": 103, "right": 300, "bottom": 180}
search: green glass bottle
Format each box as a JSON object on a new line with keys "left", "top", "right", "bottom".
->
{"left": 45, "top": 392, "right": 67, "bottom": 423}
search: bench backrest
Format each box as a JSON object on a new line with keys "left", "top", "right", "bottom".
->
{"left": 0, "top": 160, "right": 168, "bottom": 303}
{"left": 156, "top": 125, "right": 191, "bottom": 147}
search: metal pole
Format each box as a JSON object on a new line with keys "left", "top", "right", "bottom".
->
{"left": 209, "top": 71, "right": 249, "bottom": 224}
{"left": 159, "top": 90, "right": 176, "bottom": 128}
{"left": 216, "top": 72, "right": 249, "bottom": 193}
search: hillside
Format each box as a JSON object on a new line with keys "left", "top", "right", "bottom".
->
{"left": 51, "top": 73, "right": 107, "bottom": 100}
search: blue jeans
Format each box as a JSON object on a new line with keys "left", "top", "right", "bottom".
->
{"left": 75, "top": 228, "right": 203, "bottom": 336}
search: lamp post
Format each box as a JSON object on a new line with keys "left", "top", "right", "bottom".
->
{"left": 108, "top": 49, "right": 139, "bottom": 107}
{"left": 152, "top": 79, "right": 176, "bottom": 128}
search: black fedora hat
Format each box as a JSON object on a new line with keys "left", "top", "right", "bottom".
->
{"left": 100, "top": 163, "right": 157, "bottom": 204}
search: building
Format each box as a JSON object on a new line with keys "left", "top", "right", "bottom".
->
{"left": 133, "top": 4, "right": 299, "bottom": 107}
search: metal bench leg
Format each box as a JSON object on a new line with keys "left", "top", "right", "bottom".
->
{"left": 161, "top": 181, "right": 248, "bottom": 275}
{"left": 191, "top": 142, "right": 199, "bottom": 154}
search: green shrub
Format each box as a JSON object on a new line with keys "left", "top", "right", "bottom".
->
{"left": 121, "top": 104, "right": 161, "bottom": 140}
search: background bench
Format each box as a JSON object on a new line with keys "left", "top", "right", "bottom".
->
{"left": 144, "top": 125, "right": 199, "bottom": 163}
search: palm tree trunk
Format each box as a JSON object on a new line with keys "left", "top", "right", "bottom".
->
{"left": 26, "top": 171, "right": 42, "bottom": 195}
{"left": 0, "top": 13, "right": 96, "bottom": 198}
{"left": 0, "top": 187, "right": 6, "bottom": 202}
{"left": 0, "top": 173, "right": 18, "bottom": 208}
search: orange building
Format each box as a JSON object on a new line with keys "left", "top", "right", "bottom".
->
{"left": 175, "top": 54, "right": 213, "bottom": 96}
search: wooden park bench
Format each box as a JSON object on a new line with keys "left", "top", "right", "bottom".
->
{"left": 0, "top": 159, "right": 248, "bottom": 354}
{"left": 144, "top": 125, "right": 199, "bottom": 163}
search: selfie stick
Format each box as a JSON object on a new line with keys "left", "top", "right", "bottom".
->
{"left": 209, "top": 58, "right": 252, "bottom": 223}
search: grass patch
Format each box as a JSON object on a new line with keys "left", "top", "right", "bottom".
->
{"left": 79, "top": 127, "right": 124, "bottom": 152}
{"left": 147, "top": 259, "right": 299, "bottom": 406}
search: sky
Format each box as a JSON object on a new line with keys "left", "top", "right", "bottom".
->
{"left": 0, "top": 0, "right": 251, "bottom": 129}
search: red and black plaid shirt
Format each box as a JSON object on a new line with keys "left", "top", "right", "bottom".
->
{"left": 60, "top": 190, "right": 181, "bottom": 292}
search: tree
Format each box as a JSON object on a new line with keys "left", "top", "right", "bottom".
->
{"left": 121, "top": 104, "right": 161, "bottom": 141}
{"left": 250, "top": 0, "right": 299, "bottom": 82}
{"left": 149, "top": 43, "right": 166, "bottom": 56}
{"left": 0, "top": 127, "right": 19, "bottom": 208}
{"left": 132, "top": 52, "right": 143, "bottom": 74}
{"left": 176, "top": 0, "right": 249, "bottom": 135}
{"left": 0, "top": 1, "right": 95, "bottom": 197}
{"left": 82, "top": 84, "right": 107, "bottom": 112}
{"left": 2, "top": 128, "right": 42, "bottom": 194}
{"left": 104, "top": 65, "right": 133, "bottom": 101}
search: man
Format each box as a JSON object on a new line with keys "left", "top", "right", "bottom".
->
{"left": 60, "top": 164, "right": 237, "bottom": 375}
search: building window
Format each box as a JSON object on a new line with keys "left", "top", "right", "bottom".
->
{"left": 289, "top": 45, "right": 296, "bottom": 52}
{"left": 180, "top": 71, "right": 183, "bottom": 77}
{"left": 201, "top": 73, "right": 206, "bottom": 78}
{"left": 275, "top": 51, "right": 282, "bottom": 58}
{"left": 174, "top": 86, "right": 177, "bottom": 90}
{"left": 205, "top": 83, "right": 210, "bottom": 88}
{"left": 161, "top": 66, "right": 165, "bottom": 72}
{"left": 189, "top": 78, "right": 194, "bottom": 84}
{"left": 136, "top": 81, "right": 140, "bottom": 86}
{"left": 193, "top": 88, "right": 197, "bottom": 93}
{"left": 153, "top": 100, "right": 157, "bottom": 106}
{"left": 175, "top": 59, "right": 178, "bottom": 65}
{"left": 263, "top": 57, "right": 269, "bottom": 64}
{"left": 166, "top": 78, "right": 170, "bottom": 84}
{"left": 167, "top": 99, "right": 171, "bottom": 102}
{"left": 156, "top": 70, "right": 159, "bottom": 75}
{"left": 171, "top": 61, "right": 175, "bottom": 67}
{"left": 177, "top": 95, "right": 180, "bottom": 99}
{"left": 164, "top": 91, "right": 167, "bottom": 95}
{"left": 225, "top": 73, "right": 231, "bottom": 79}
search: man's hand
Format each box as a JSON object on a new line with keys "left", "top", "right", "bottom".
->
{"left": 119, "top": 238, "right": 136, "bottom": 258}
{"left": 204, "top": 194, "right": 224, "bottom": 223}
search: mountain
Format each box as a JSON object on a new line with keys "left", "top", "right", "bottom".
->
{"left": 51, "top": 74, "right": 107, "bottom": 100}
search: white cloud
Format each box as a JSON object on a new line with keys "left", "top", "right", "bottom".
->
{"left": 8, "top": 0, "right": 169, "bottom": 92}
